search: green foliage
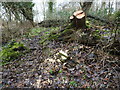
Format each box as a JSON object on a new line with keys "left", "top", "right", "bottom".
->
{"left": 48, "top": 33, "right": 59, "bottom": 40}
{"left": 89, "top": 7, "right": 108, "bottom": 18}
{"left": 39, "top": 27, "right": 60, "bottom": 45}
{"left": 85, "top": 87, "right": 92, "bottom": 90}
{"left": 92, "top": 30, "right": 101, "bottom": 39}
{"left": 45, "top": 31, "right": 50, "bottom": 34}
{"left": 0, "top": 40, "right": 27, "bottom": 64}
{"left": 48, "top": 1, "right": 54, "bottom": 13}
{"left": 83, "top": 75, "right": 87, "bottom": 79}
{"left": 58, "top": 69, "right": 62, "bottom": 73}
{"left": 114, "top": 11, "right": 120, "bottom": 22}
{"left": 29, "top": 27, "right": 47, "bottom": 37}
{"left": 49, "top": 70, "right": 53, "bottom": 74}
{"left": 86, "top": 20, "right": 90, "bottom": 24}
{"left": 86, "top": 20, "right": 92, "bottom": 28}
{"left": 63, "top": 76, "right": 66, "bottom": 80}
{"left": 106, "top": 11, "right": 120, "bottom": 22}
{"left": 69, "top": 81, "right": 77, "bottom": 87}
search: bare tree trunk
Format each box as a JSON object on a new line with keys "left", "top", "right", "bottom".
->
{"left": 79, "top": 2, "right": 93, "bottom": 15}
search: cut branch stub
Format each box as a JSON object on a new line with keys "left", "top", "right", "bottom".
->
{"left": 70, "top": 10, "right": 86, "bottom": 29}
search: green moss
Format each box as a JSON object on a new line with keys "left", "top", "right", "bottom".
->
{"left": 115, "top": 11, "right": 120, "bottom": 21}
{"left": 66, "top": 23, "right": 73, "bottom": 29}
{"left": 39, "top": 27, "right": 60, "bottom": 44}
{"left": 28, "top": 27, "right": 47, "bottom": 37}
{"left": 85, "top": 87, "right": 92, "bottom": 90}
{"left": 39, "top": 27, "right": 75, "bottom": 45}
{"left": 48, "top": 34, "right": 59, "bottom": 40}
{"left": 69, "top": 81, "right": 77, "bottom": 87}
{"left": 39, "top": 33, "right": 49, "bottom": 45}
{"left": 92, "top": 30, "right": 101, "bottom": 39}
{"left": 86, "top": 20, "right": 90, "bottom": 24}
{"left": 49, "top": 70, "right": 53, "bottom": 74}
{"left": 58, "top": 69, "right": 62, "bottom": 73}
{"left": 113, "top": 11, "right": 120, "bottom": 22}
{"left": 0, "top": 40, "right": 28, "bottom": 64}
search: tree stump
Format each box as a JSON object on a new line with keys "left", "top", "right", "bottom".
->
{"left": 70, "top": 10, "right": 86, "bottom": 29}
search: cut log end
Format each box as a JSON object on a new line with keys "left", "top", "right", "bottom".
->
{"left": 70, "top": 10, "right": 86, "bottom": 29}
{"left": 73, "top": 10, "right": 84, "bottom": 16}
{"left": 70, "top": 16, "right": 74, "bottom": 20}
{"left": 76, "top": 13, "right": 85, "bottom": 19}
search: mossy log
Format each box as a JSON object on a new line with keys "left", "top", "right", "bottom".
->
{"left": 49, "top": 29, "right": 74, "bottom": 41}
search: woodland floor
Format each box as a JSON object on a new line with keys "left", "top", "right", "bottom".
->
{"left": 1, "top": 21, "right": 120, "bottom": 89}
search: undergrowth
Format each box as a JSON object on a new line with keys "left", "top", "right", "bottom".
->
{"left": 0, "top": 40, "right": 28, "bottom": 65}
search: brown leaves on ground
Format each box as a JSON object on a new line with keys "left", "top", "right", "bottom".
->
{"left": 2, "top": 27, "right": 120, "bottom": 89}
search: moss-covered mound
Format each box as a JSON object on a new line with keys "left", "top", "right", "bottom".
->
{"left": 0, "top": 40, "right": 28, "bottom": 65}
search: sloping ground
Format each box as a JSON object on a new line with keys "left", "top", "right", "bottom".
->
{"left": 2, "top": 25, "right": 120, "bottom": 89}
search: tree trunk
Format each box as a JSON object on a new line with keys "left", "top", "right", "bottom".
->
{"left": 70, "top": 10, "right": 86, "bottom": 29}
{"left": 70, "top": 1, "right": 93, "bottom": 29}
